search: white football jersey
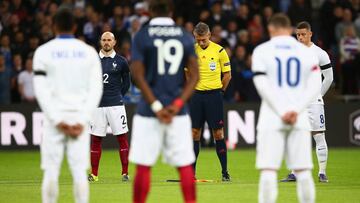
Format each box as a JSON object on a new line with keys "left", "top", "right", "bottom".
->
{"left": 309, "top": 43, "right": 331, "bottom": 104}
{"left": 33, "top": 36, "right": 103, "bottom": 125}
{"left": 252, "top": 36, "right": 320, "bottom": 130}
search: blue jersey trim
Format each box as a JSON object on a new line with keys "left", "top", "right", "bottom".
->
{"left": 57, "top": 34, "right": 75, "bottom": 39}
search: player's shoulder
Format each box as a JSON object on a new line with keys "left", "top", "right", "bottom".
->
{"left": 115, "top": 54, "right": 129, "bottom": 64}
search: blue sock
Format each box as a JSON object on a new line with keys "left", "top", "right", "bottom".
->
{"left": 193, "top": 141, "right": 200, "bottom": 173}
{"left": 215, "top": 139, "right": 228, "bottom": 174}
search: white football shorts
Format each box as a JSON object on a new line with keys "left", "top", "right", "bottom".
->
{"left": 129, "top": 114, "right": 195, "bottom": 167}
{"left": 41, "top": 119, "right": 90, "bottom": 171}
{"left": 307, "top": 104, "right": 326, "bottom": 131}
{"left": 90, "top": 105, "right": 129, "bottom": 137}
{"left": 256, "top": 129, "right": 313, "bottom": 170}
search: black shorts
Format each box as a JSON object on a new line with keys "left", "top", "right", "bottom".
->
{"left": 189, "top": 89, "right": 224, "bottom": 129}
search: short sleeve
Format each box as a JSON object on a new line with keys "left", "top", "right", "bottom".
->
{"left": 251, "top": 47, "right": 267, "bottom": 73}
{"left": 219, "top": 48, "right": 231, "bottom": 73}
{"left": 131, "top": 30, "right": 145, "bottom": 62}
{"left": 319, "top": 49, "right": 331, "bottom": 67}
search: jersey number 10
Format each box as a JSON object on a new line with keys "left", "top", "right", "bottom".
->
{"left": 154, "top": 39, "right": 184, "bottom": 75}
{"left": 275, "top": 57, "right": 300, "bottom": 87}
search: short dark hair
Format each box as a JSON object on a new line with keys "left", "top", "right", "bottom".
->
{"left": 193, "top": 22, "right": 210, "bottom": 35}
{"left": 53, "top": 7, "right": 75, "bottom": 32}
{"left": 149, "top": 0, "right": 172, "bottom": 17}
{"left": 268, "top": 13, "right": 291, "bottom": 29}
{"left": 296, "top": 21, "right": 311, "bottom": 31}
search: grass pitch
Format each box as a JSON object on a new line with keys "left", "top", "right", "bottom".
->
{"left": 0, "top": 148, "right": 359, "bottom": 203}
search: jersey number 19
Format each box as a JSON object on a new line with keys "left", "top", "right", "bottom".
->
{"left": 154, "top": 39, "right": 184, "bottom": 75}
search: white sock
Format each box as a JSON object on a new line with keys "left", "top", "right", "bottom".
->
{"left": 313, "top": 132, "right": 328, "bottom": 174}
{"left": 42, "top": 169, "right": 60, "bottom": 203}
{"left": 259, "top": 170, "right": 278, "bottom": 203}
{"left": 71, "top": 168, "right": 89, "bottom": 203}
{"left": 295, "top": 170, "right": 315, "bottom": 203}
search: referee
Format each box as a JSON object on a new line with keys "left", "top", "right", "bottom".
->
{"left": 190, "top": 22, "right": 232, "bottom": 181}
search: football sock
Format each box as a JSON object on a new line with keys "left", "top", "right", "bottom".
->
{"left": 71, "top": 169, "right": 88, "bottom": 203}
{"left": 313, "top": 132, "right": 328, "bottom": 174}
{"left": 178, "top": 165, "right": 196, "bottom": 203}
{"left": 259, "top": 170, "right": 277, "bottom": 203}
{"left": 215, "top": 139, "right": 228, "bottom": 174}
{"left": 42, "top": 168, "right": 60, "bottom": 203}
{"left": 192, "top": 140, "right": 200, "bottom": 172}
{"left": 133, "top": 165, "right": 151, "bottom": 203}
{"left": 295, "top": 170, "right": 315, "bottom": 203}
{"left": 90, "top": 135, "right": 102, "bottom": 176}
{"left": 116, "top": 133, "right": 129, "bottom": 175}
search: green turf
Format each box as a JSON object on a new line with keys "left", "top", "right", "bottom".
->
{"left": 0, "top": 148, "right": 360, "bottom": 203}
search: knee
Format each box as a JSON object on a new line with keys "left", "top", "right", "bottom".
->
{"left": 192, "top": 128, "right": 201, "bottom": 141}
{"left": 212, "top": 128, "right": 224, "bottom": 140}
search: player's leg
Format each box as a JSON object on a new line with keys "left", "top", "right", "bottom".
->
{"left": 164, "top": 115, "right": 196, "bottom": 203}
{"left": 189, "top": 92, "right": 205, "bottom": 174}
{"left": 287, "top": 130, "right": 315, "bottom": 203}
{"left": 256, "top": 130, "right": 284, "bottom": 203}
{"left": 108, "top": 105, "right": 130, "bottom": 181}
{"left": 133, "top": 165, "right": 151, "bottom": 203}
{"left": 89, "top": 107, "right": 107, "bottom": 181}
{"left": 206, "top": 90, "right": 229, "bottom": 181}
{"left": 309, "top": 104, "right": 328, "bottom": 182}
{"left": 67, "top": 126, "right": 91, "bottom": 203}
{"left": 41, "top": 123, "right": 65, "bottom": 203}
{"left": 129, "top": 115, "right": 164, "bottom": 203}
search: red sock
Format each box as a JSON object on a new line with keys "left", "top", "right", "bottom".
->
{"left": 178, "top": 165, "right": 196, "bottom": 203}
{"left": 116, "top": 133, "right": 129, "bottom": 174}
{"left": 133, "top": 165, "right": 151, "bottom": 203}
{"left": 90, "top": 135, "right": 102, "bottom": 176}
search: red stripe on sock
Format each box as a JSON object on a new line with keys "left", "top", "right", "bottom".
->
{"left": 116, "top": 133, "right": 129, "bottom": 174}
{"left": 133, "top": 165, "right": 151, "bottom": 203}
{"left": 178, "top": 165, "right": 196, "bottom": 203}
{"left": 90, "top": 135, "right": 102, "bottom": 176}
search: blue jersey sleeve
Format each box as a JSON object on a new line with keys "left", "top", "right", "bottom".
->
{"left": 121, "top": 59, "right": 130, "bottom": 96}
{"left": 131, "top": 30, "right": 145, "bottom": 62}
{"left": 184, "top": 32, "right": 197, "bottom": 59}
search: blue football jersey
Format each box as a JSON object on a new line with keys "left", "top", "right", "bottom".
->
{"left": 132, "top": 22, "right": 196, "bottom": 117}
{"left": 99, "top": 53, "right": 130, "bottom": 107}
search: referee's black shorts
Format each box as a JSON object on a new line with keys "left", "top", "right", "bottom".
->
{"left": 189, "top": 89, "right": 224, "bottom": 130}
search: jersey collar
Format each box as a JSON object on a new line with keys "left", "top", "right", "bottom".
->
{"left": 99, "top": 50, "right": 116, "bottom": 58}
{"left": 56, "top": 34, "right": 75, "bottom": 39}
{"left": 149, "top": 17, "right": 175, "bottom": 26}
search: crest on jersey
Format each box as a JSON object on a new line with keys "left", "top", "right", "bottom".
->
{"left": 349, "top": 109, "right": 360, "bottom": 146}
{"left": 209, "top": 61, "right": 216, "bottom": 71}
{"left": 112, "top": 62, "right": 118, "bottom": 70}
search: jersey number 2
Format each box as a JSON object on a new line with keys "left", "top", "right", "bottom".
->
{"left": 275, "top": 57, "right": 300, "bottom": 87}
{"left": 154, "top": 39, "right": 184, "bottom": 75}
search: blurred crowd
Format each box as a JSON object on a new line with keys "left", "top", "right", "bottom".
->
{"left": 1, "top": 0, "right": 360, "bottom": 105}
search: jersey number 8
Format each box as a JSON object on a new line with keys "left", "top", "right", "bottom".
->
{"left": 154, "top": 39, "right": 184, "bottom": 75}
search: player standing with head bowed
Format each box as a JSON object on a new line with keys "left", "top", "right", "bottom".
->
{"left": 252, "top": 13, "right": 321, "bottom": 203}
{"left": 128, "top": 0, "right": 199, "bottom": 202}
{"left": 33, "top": 7, "right": 103, "bottom": 203}
{"left": 281, "top": 21, "right": 333, "bottom": 183}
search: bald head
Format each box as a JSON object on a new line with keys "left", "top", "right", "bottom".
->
{"left": 100, "top": 31, "right": 116, "bottom": 53}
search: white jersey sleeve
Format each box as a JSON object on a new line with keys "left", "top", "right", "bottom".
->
{"left": 33, "top": 47, "right": 62, "bottom": 125}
